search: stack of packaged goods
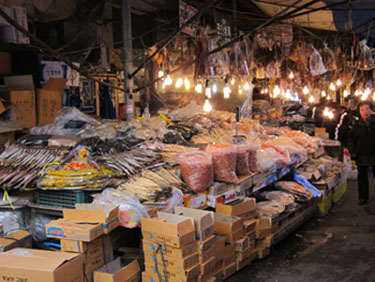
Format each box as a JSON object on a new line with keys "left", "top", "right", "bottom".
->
{"left": 254, "top": 217, "right": 272, "bottom": 259}
{"left": 46, "top": 204, "right": 119, "bottom": 281}
{"left": 212, "top": 236, "right": 225, "bottom": 280}
{"left": 141, "top": 212, "right": 200, "bottom": 282}
{"left": 216, "top": 198, "right": 257, "bottom": 270}
{"left": 223, "top": 243, "right": 236, "bottom": 279}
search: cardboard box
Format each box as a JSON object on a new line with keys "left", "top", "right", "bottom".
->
{"left": 183, "top": 192, "right": 208, "bottom": 209}
{"left": 144, "top": 251, "right": 198, "bottom": 270}
{"left": 214, "top": 213, "right": 243, "bottom": 237}
{"left": 248, "top": 249, "right": 257, "bottom": 262}
{"left": 235, "top": 247, "right": 251, "bottom": 261}
{"left": 243, "top": 219, "right": 257, "bottom": 234}
{"left": 198, "top": 246, "right": 215, "bottom": 264}
{"left": 215, "top": 260, "right": 224, "bottom": 272}
{"left": 235, "top": 236, "right": 250, "bottom": 252}
{"left": 213, "top": 236, "right": 225, "bottom": 262}
{"left": 46, "top": 219, "right": 103, "bottom": 242}
{"left": 223, "top": 262, "right": 236, "bottom": 279}
{"left": 0, "top": 230, "right": 32, "bottom": 252}
{"left": 256, "top": 247, "right": 270, "bottom": 259}
{"left": 236, "top": 256, "right": 250, "bottom": 271}
{"left": 102, "top": 234, "right": 113, "bottom": 264}
{"left": 141, "top": 212, "right": 196, "bottom": 248}
{"left": 143, "top": 239, "right": 197, "bottom": 259}
{"left": 94, "top": 258, "right": 140, "bottom": 282}
{"left": 0, "top": 51, "right": 11, "bottom": 74}
{"left": 144, "top": 263, "right": 199, "bottom": 282}
{"left": 224, "top": 243, "right": 235, "bottom": 258}
{"left": 223, "top": 254, "right": 235, "bottom": 267}
{"left": 174, "top": 207, "right": 214, "bottom": 242}
{"left": 225, "top": 227, "right": 244, "bottom": 244}
{"left": 248, "top": 232, "right": 255, "bottom": 241}
{"left": 255, "top": 217, "right": 271, "bottom": 239}
{"left": 256, "top": 235, "right": 272, "bottom": 249}
{"left": 37, "top": 78, "right": 66, "bottom": 126}
{"left": 315, "top": 127, "right": 326, "bottom": 134}
{"left": 64, "top": 204, "right": 120, "bottom": 234}
{"left": 0, "top": 248, "right": 83, "bottom": 282}
{"left": 199, "top": 256, "right": 215, "bottom": 275}
{"left": 83, "top": 238, "right": 105, "bottom": 282}
{"left": 249, "top": 239, "right": 255, "bottom": 251}
{"left": 208, "top": 182, "right": 228, "bottom": 196}
{"left": 216, "top": 198, "right": 256, "bottom": 218}
{"left": 197, "top": 273, "right": 216, "bottom": 282}
{"left": 213, "top": 267, "right": 224, "bottom": 281}
{"left": 196, "top": 235, "right": 215, "bottom": 253}
{"left": 1, "top": 75, "right": 36, "bottom": 128}
{"left": 142, "top": 271, "right": 196, "bottom": 282}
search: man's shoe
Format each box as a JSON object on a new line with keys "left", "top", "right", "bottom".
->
{"left": 358, "top": 199, "right": 368, "bottom": 205}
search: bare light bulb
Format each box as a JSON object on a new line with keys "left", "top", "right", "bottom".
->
{"left": 327, "top": 95, "right": 331, "bottom": 100}
{"left": 328, "top": 111, "right": 334, "bottom": 119}
{"left": 303, "top": 86, "right": 309, "bottom": 95}
{"left": 336, "top": 79, "right": 342, "bottom": 86}
{"left": 308, "top": 95, "right": 315, "bottom": 103}
{"left": 184, "top": 78, "right": 190, "bottom": 90}
{"left": 203, "top": 99, "right": 212, "bottom": 112}
{"left": 175, "top": 78, "right": 183, "bottom": 88}
{"left": 244, "top": 82, "right": 250, "bottom": 90}
{"left": 285, "top": 89, "right": 292, "bottom": 100}
{"left": 212, "top": 83, "right": 218, "bottom": 94}
{"left": 205, "top": 86, "right": 212, "bottom": 98}
{"left": 223, "top": 85, "right": 231, "bottom": 99}
{"left": 195, "top": 83, "right": 203, "bottom": 93}
{"left": 165, "top": 74, "right": 173, "bottom": 86}
{"left": 329, "top": 82, "right": 336, "bottom": 91}
{"left": 289, "top": 72, "right": 294, "bottom": 79}
{"left": 158, "top": 70, "right": 164, "bottom": 78}
{"left": 238, "top": 87, "right": 243, "bottom": 95}
{"left": 230, "top": 77, "right": 235, "bottom": 85}
{"left": 343, "top": 90, "right": 349, "bottom": 97}
{"left": 321, "top": 90, "right": 327, "bottom": 97}
{"left": 273, "top": 85, "right": 281, "bottom": 97}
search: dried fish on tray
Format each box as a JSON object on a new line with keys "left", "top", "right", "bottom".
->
{"left": 256, "top": 200, "right": 285, "bottom": 218}
{"left": 259, "top": 191, "right": 295, "bottom": 206}
{"left": 95, "top": 148, "right": 160, "bottom": 177}
{"left": 0, "top": 144, "right": 69, "bottom": 189}
{"left": 38, "top": 146, "right": 115, "bottom": 190}
{"left": 118, "top": 168, "right": 188, "bottom": 202}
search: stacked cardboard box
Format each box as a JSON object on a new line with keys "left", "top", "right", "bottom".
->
{"left": 46, "top": 204, "right": 119, "bottom": 281}
{"left": 94, "top": 258, "right": 140, "bottom": 282}
{"left": 243, "top": 219, "right": 257, "bottom": 262}
{"left": 174, "top": 207, "right": 216, "bottom": 282}
{"left": 0, "top": 230, "right": 32, "bottom": 252}
{"left": 255, "top": 217, "right": 272, "bottom": 259}
{"left": 223, "top": 243, "right": 236, "bottom": 279}
{"left": 141, "top": 212, "right": 200, "bottom": 282}
{"left": 212, "top": 236, "right": 225, "bottom": 280}
{"left": 213, "top": 213, "right": 243, "bottom": 244}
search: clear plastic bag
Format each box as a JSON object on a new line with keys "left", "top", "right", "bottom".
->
{"left": 321, "top": 44, "right": 337, "bottom": 71}
{"left": 230, "top": 42, "right": 250, "bottom": 76}
{"left": 29, "top": 212, "right": 56, "bottom": 242}
{"left": 359, "top": 39, "right": 375, "bottom": 71}
{"left": 161, "top": 188, "right": 184, "bottom": 213}
{"left": 260, "top": 191, "right": 295, "bottom": 206}
{"left": 274, "top": 181, "right": 313, "bottom": 202}
{"left": 256, "top": 147, "right": 279, "bottom": 172}
{"left": 206, "top": 144, "right": 238, "bottom": 183}
{"left": 0, "top": 209, "right": 29, "bottom": 234}
{"left": 309, "top": 47, "right": 327, "bottom": 76}
{"left": 93, "top": 188, "right": 149, "bottom": 228}
{"left": 261, "top": 144, "right": 291, "bottom": 165}
{"left": 180, "top": 152, "right": 214, "bottom": 192}
{"left": 236, "top": 144, "right": 252, "bottom": 176}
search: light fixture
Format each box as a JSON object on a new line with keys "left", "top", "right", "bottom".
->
{"left": 244, "top": 82, "right": 250, "bottom": 90}
{"left": 238, "top": 86, "right": 243, "bottom": 95}
{"left": 273, "top": 85, "right": 281, "bottom": 97}
{"left": 265, "top": 88, "right": 269, "bottom": 93}
{"left": 158, "top": 70, "right": 164, "bottom": 78}
{"left": 289, "top": 72, "right": 294, "bottom": 79}
{"left": 175, "top": 78, "right": 183, "bottom": 88}
{"left": 321, "top": 90, "right": 327, "bottom": 97}
{"left": 336, "top": 79, "right": 342, "bottom": 86}
{"left": 303, "top": 86, "right": 309, "bottom": 95}
{"left": 223, "top": 79, "right": 231, "bottom": 99}
{"left": 308, "top": 95, "right": 315, "bottom": 103}
{"left": 165, "top": 74, "right": 173, "bottom": 86}
{"left": 327, "top": 95, "right": 331, "bottom": 100}
{"left": 343, "top": 90, "right": 349, "bottom": 97}
{"left": 195, "top": 83, "right": 203, "bottom": 94}
{"left": 328, "top": 111, "right": 334, "bottom": 119}
{"left": 184, "top": 78, "right": 190, "bottom": 90}
{"left": 329, "top": 82, "right": 336, "bottom": 91}
{"left": 203, "top": 99, "right": 212, "bottom": 112}
{"left": 323, "top": 107, "right": 329, "bottom": 116}
{"left": 205, "top": 80, "right": 212, "bottom": 98}
{"left": 212, "top": 83, "right": 218, "bottom": 94}
{"left": 355, "top": 90, "right": 362, "bottom": 96}
{"left": 230, "top": 77, "right": 235, "bottom": 85}
{"left": 285, "top": 89, "right": 292, "bottom": 100}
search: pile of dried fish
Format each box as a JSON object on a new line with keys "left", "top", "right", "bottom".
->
{"left": 95, "top": 148, "right": 161, "bottom": 177}
{"left": 0, "top": 144, "right": 69, "bottom": 189}
{"left": 159, "top": 144, "right": 199, "bottom": 163}
{"left": 256, "top": 200, "right": 285, "bottom": 218}
{"left": 118, "top": 168, "right": 187, "bottom": 202}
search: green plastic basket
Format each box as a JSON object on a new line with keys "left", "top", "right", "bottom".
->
{"left": 36, "top": 190, "right": 93, "bottom": 209}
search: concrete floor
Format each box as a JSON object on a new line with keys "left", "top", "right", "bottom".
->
{"left": 229, "top": 179, "right": 375, "bottom": 282}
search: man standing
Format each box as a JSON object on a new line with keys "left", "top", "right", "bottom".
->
{"left": 348, "top": 101, "right": 375, "bottom": 205}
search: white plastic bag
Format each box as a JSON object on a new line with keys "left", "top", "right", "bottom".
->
{"left": 256, "top": 147, "right": 279, "bottom": 171}
{"left": 309, "top": 47, "right": 327, "bottom": 76}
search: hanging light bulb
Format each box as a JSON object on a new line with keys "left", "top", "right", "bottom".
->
{"left": 244, "top": 82, "right": 250, "bottom": 90}
{"left": 212, "top": 83, "right": 218, "bottom": 94}
{"left": 238, "top": 86, "right": 243, "bottom": 95}
{"left": 273, "top": 85, "right": 281, "bottom": 97}
{"left": 285, "top": 89, "right": 292, "bottom": 100}
{"left": 230, "top": 77, "right": 235, "bottom": 85}
{"left": 327, "top": 95, "right": 331, "bottom": 101}
{"left": 158, "top": 70, "right": 164, "bottom": 78}
{"left": 265, "top": 88, "right": 269, "bottom": 93}
{"left": 195, "top": 83, "right": 203, "bottom": 94}
{"left": 355, "top": 89, "right": 362, "bottom": 96}
{"left": 364, "top": 88, "right": 371, "bottom": 96}
{"left": 323, "top": 107, "right": 329, "bottom": 117}
{"left": 203, "top": 99, "right": 212, "bottom": 112}
{"left": 165, "top": 74, "right": 173, "bottom": 86}
{"left": 223, "top": 86, "right": 231, "bottom": 99}
{"left": 303, "top": 86, "right": 309, "bottom": 95}
{"left": 205, "top": 80, "right": 212, "bottom": 98}
{"left": 328, "top": 111, "right": 334, "bottom": 119}
{"left": 343, "top": 90, "right": 349, "bottom": 98}
{"left": 289, "top": 72, "right": 294, "bottom": 79}
{"left": 184, "top": 78, "right": 190, "bottom": 90}
{"left": 308, "top": 95, "right": 315, "bottom": 103}
{"left": 175, "top": 78, "right": 183, "bottom": 88}
{"left": 336, "top": 79, "right": 342, "bottom": 86}
{"left": 321, "top": 90, "right": 327, "bottom": 97}
{"left": 329, "top": 82, "right": 336, "bottom": 91}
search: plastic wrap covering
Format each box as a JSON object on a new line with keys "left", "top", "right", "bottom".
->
{"left": 359, "top": 39, "right": 374, "bottom": 71}
{"left": 274, "top": 181, "right": 313, "bottom": 202}
{"left": 206, "top": 144, "right": 238, "bottom": 183}
{"left": 167, "top": 101, "right": 203, "bottom": 121}
{"left": 266, "top": 136, "right": 306, "bottom": 156}
{"left": 129, "top": 117, "right": 168, "bottom": 140}
{"left": 256, "top": 147, "right": 279, "bottom": 172}
{"left": 179, "top": 152, "right": 213, "bottom": 192}
{"left": 31, "top": 107, "right": 99, "bottom": 136}
{"left": 158, "top": 187, "right": 184, "bottom": 214}
{"left": 93, "top": 188, "right": 149, "bottom": 228}
{"left": 261, "top": 144, "right": 291, "bottom": 165}
{"left": 16, "top": 135, "right": 80, "bottom": 147}
{"left": 255, "top": 201, "right": 285, "bottom": 217}
{"left": 248, "top": 146, "right": 260, "bottom": 173}
{"left": 260, "top": 191, "right": 295, "bottom": 206}
{"left": 0, "top": 208, "right": 30, "bottom": 234}
{"left": 230, "top": 42, "right": 250, "bottom": 76}
{"left": 236, "top": 144, "right": 252, "bottom": 176}
{"left": 309, "top": 47, "right": 327, "bottom": 76}
{"left": 321, "top": 44, "right": 337, "bottom": 71}
{"left": 79, "top": 123, "right": 117, "bottom": 140}
{"left": 29, "top": 213, "right": 56, "bottom": 242}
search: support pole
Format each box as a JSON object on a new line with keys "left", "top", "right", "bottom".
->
{"left": 122, "top": 0, "right": 134, "bottom": 120}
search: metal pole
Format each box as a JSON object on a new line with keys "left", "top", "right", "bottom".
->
{"left": 232, "top": 0, "right": 237, "bottom": 38}
{"left": 122, "top": 0, "right": 134, "bottom": 120}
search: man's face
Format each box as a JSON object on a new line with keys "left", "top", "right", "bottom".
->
{"left": 360, "top": 104, "right": 371, "bottom": 120}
